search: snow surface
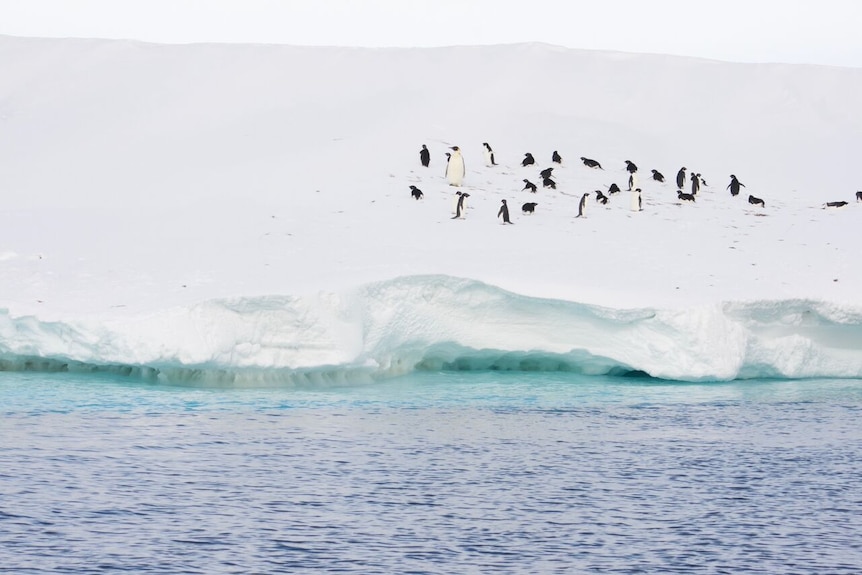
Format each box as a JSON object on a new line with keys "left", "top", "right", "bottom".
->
{"left": 1, "top": 36, "right": 860, "bottom": 381}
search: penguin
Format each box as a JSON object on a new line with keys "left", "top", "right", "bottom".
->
{"left": 608, "top": 183, "right": 621, "bottom": 195}
{"left": 856, "top": 191, "right": 862, "bottom": 202}
{"left": 482, "top": 142, "right": 497, "bottom": 167}
{"left": 595, "top": 190, "right": 609, "bottom": 205}
{"left": 452, "top": 192, "right": 470, "bottom": 218}
{"left": 452, "top": 191, "right": 462, "bottom": 215}
{"left": 522, "top": 202, "right": 537, "bottom": 214}
{"left": 677, "top": 190, "right": 696, "bottom": 202}
{"left": 539, "top": 167, "right": 555, "bottom": 180}
{"left": 552, "top": 150, "right": 563, "bottom": 164}
{"left": 825, "top": 201, "right": 848, "bottom": 208}
{"left": 581, "top": 157, "right": 603, "bottom": 169}
{"left": 651, "top": 169, "right": 665, "bottom": 183}
{"left": 409, "top": 185, "right": 424, "bottom": 200}
{"left": 690, "top": 172, "right": 700, "bottom": 195}
{"left": 676, "top": 167, "right": 687, "bottom": 189}
{"left": 542, "top": 177, "right": 557, "bottom": 190}
{"left": 446, "top": 146, "right": 466, "bottom": 186}
{"left": 628, "top": 172, "right": 638, "bottom": 191}
{"left": 727, "top": 174, "right": 745, "bottom": 197}
{"left": 576, "top": 192, "right": 590, "bottom": 217}
{"left": 697, "top": 173, "right": 707, "bottom": 187}
{"left": 419, "top": 144, "right": 430, "bottom": 167}
{"left": 748, "top": 194, "right": 765, "bottom": 207}
{"left": 630, "top": 188, "right": 642, "bottom": 211}
{"left": 625, "top": 160, "right": 638, "bottom": 174}
{"left": 522, "top": 179, "right": 538, "bottom": 193}
{"left": 521, "top": 153, "right": 535, "bottom": 167}
{"left": 498, "top": 199, "right": 513, "bottom": 223}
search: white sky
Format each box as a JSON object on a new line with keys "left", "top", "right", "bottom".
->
{"left": 0, "top": 0, "right": 861, "bottom": 68}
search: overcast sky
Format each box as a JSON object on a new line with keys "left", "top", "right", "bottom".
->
{"left": 1, "top": 0, "right": 860, "bottom": 68}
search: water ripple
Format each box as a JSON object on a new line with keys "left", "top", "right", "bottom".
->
{"left": 2, "top": 373, "right": 862, "bottom": 573}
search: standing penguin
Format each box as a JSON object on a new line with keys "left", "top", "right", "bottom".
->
{"left": 482, "top": 142, "right": 497, "bottom": 167}
{"left": 690, "top": 172, "right": 701, "bottom": 195}
{"left": 419, "top": 144, "right": 430, "bottom": 167}
{"left": 651, "top": 169, "right": 665, "bottom": 182}
{"left": 521, "top": 153, "right": 536, "bottom": 167}
{"left": 628, "top": 171, "right": 638, "bottom": 191}
{"left": 697, "top": 173, "right": 707, "bottom": 187}
{"left": 630, "top": 188, "right": 642, "bottom": 211}
{"left": 625, "top": 160, "right": 638, "bottom": 174}
{"left": 552, "top": 150, "right": 563, "bottom": 164}
{"left": 497, "top": 199, "right": 513, "bottom": 224}
{"left": 576, "top": 192, "right": 591, "bottom": 217}
{"left": 676, "top": 167, "right": 687, "bottom": 189}
{"left": 446, "top": 146, "right": 466, "bottom": 186}
{"left": 727, "top": 175, "right": 745, "bottom": 196}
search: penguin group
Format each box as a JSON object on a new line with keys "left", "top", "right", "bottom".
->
{"left": 414, "top": 143, "right": 668, "bottom": 221}
{"left": 414, "top": 142, "right": 860, "bottom": 224}
{"left": 451, "top": 191, "right": 469, "bottom": 219}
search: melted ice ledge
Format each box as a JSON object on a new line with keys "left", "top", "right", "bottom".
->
{"left": 2, "top": 275, "right": 861, "bottom": 383}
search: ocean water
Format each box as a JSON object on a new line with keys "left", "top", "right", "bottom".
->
{"left": 2, "top": 371, "right": 862, "bottom": 574}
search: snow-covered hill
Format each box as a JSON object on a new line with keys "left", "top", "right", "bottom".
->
{"left": 0, "top": 36, "right": 860, "bottom": 380}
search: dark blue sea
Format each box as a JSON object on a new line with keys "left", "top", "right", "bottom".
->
{"left": 2, "top": 371, "right": 862, "bottom": 574}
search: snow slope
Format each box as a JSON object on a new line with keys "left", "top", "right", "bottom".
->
{"left": 0, "top": 36, "right": 860, "bottom": 381}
